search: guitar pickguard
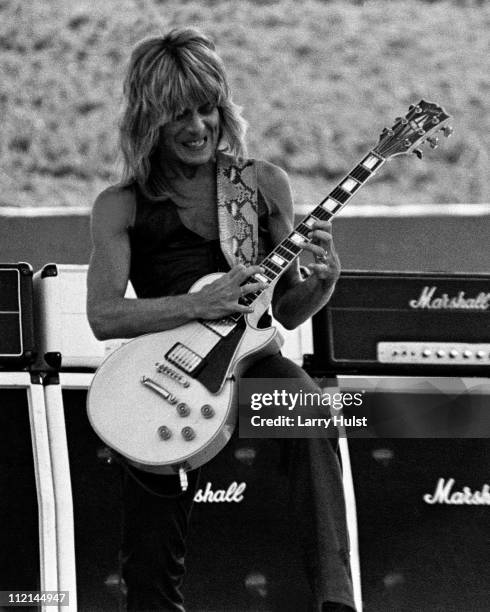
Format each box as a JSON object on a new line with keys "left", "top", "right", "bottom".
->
{"left": 196, "top": 318, "right": 246, "bottom": 393}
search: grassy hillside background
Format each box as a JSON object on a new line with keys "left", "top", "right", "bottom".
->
{"left": 0, "top": 0, "right": 488, "bottom": 209}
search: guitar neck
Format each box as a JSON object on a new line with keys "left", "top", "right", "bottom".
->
{"left": 236, "top": 149, "right": 386, "bottom": 312}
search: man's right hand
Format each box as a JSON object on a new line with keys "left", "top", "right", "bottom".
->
{"left": 193, "top": 264, "right": 268, "bottom": 319}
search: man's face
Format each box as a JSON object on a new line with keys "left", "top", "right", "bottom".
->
{"left": 159, "top": 102, "right": 220, "bottom": 168}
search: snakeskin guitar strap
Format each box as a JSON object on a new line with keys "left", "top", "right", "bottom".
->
{"left": 216, "top": 152, "right": 258, "bottom": 267}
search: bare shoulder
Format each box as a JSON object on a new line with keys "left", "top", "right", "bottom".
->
{"left": 255, "top": 159, "right": 293, "bottom": 217}
{"left": 91, "top": 184, "right": 136, "bottom": 234}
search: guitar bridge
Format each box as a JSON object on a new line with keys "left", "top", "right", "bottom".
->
{"left": 165, "top": 343, "right": 204, "bottom": 375}
{"left": 155, "top": 362, "right": 190, "bottom": 387}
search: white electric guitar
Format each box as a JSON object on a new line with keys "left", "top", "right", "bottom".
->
{"left": 87, "top": 101, "right": 452, "bottom": 485}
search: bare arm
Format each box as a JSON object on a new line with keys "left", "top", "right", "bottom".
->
{"left": 87, "top": 187, "right": 263, "bottom": 340}
{"left": 257, "top": 161, "right": 341, "bottom": 330}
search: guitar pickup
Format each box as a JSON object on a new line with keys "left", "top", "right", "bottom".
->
{"left": 165, "top": 343, "right": 204, "bottom": 375}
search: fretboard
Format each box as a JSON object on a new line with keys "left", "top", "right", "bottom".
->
{"left": 203, "top": 149, "right": 386, "bottom": 334}
{"left": 236, "top": 150, "right": 386, "bottom": 310}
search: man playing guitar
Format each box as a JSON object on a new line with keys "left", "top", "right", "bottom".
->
{"left": 87, "top": 27, "right": 355, "bottom": 612}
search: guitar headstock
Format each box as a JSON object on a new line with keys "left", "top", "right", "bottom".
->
{"left": 374, "top": 100, "right": 453, "bottom": 160}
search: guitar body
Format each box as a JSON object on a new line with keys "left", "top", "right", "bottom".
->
{"left": 87, "top": 273, "right": 280, "bottom": 474}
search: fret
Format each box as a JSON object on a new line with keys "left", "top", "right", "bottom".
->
{"left": 350, "top": 164, "right": 372, "bottom": 183}
{"left": 313, "top": 207, "right": 333, "bottom": 221}
{"left": 319, "top": 197, "right": 342, "bottom": 215}
{"left": 361, "top": 152, "right": 384, "bottom": 171}
{"left": 289, "top": 231, "right": 308, "bottom": 246}
{"left": 339, "top": 177, "right": 361, "bottom": 194}
{"left": 260, "top": 267, "right": 276, "bottom": 280}
{"left": 253, "top": 272, "right": 269, "bottom": 284}
{"left": 296, "top": 223, "right": 312, "bottom": 237}
{"left": 303, "top": 216, "right": 318, "bottom": 228}
{"left": 330, "top": 187, "right": 350, "bottom": 204}
{"left": 276, "top": 245, "right": 296, "bottom": 260}
{"left": 269, "top": 253, "right": 288, "bottom": 268}
{"left": 264, "top": 260, "right": 282, "bottom": 274}
{"left": 239, "top": 295, "right": 254, "bottom": 306}
{"left": 283, "top": 239, "right": 302, "bottom": 255}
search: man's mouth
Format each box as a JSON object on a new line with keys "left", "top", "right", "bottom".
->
{"left": 182, "top": 137, "right": 207, "bottom": 150}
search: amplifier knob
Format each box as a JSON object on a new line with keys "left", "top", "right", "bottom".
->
{"left": 476, "top": 350, "right": 486, "bottom": 360}
{"left": 449, "top": 349, "right": 459, "bottom": 358}
{"left": 436, "top": 349, "right": 446, "bottom": 358}
{"left": 463, "top": 350, "right": 472, "bottom": 359}
{"left": 422, "top": 349, "right": 432, "bottom": 358}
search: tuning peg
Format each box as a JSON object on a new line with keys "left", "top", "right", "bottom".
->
{"left": 413, "top": 149, "right": 424, "bottom": 160}
{"left": 409, "top": 104, "right": 422, "bottom": 114}
{"left": 427, "top": 137, "right": 439, "bottom": 149}
{"left": 442, "top": 125, "right": 454, "bottom": 138}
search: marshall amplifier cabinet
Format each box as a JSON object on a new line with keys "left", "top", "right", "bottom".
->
{"left": 308, "top": 271, "right": 490, "bottom": 376}
{"left": 0, "top": 263, "right": 36, "bottom": 368}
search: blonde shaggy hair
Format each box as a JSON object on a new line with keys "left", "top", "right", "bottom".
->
{"left": 119, "top": 27, "right": 248, "bottom": 198}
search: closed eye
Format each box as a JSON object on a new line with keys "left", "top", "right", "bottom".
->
{"left": 198, "top": 103, "right": 216, "bottom": 115}
{"left": 175, "top": 109, "right": 191, "bottom": 121}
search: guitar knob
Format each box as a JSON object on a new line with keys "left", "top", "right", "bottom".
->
{"left": 201, "top": 404, "right": 215, "bottom": 419}
{"left": 158, "top": 425, "right": 172, "bottom": 440}
{"left": 427, "top": 137, "right": 439, "bottom": 149}
{"left": 442, "top": 126, "right": 454, "bottom": 137}
{"left": 181, "top": 426, "right": 195, "bottom": 441}
{"left": 176, "top": 402, "right": 190, "bottom": 417}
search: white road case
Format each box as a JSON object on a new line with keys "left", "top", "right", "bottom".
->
{"left": 33, "top": 263, "right": 133, "bottom": 371}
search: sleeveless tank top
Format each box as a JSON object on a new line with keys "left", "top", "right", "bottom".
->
{"left": 128, "top": 185, "right": 273, "bottom": 300}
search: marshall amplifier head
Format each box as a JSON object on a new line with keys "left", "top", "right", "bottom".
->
{"left": 0, "top": 263, "right": 36, "bottom": 368}
{"left": 308, "top": 271, "right": 490, "bottom": 376}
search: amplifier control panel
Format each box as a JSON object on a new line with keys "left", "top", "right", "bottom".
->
{"left": 377, "top": 342, "right": 490, "bottom": 366}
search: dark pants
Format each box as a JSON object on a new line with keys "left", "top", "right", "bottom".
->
{"left": 120, "top": 354, "right": 355, "bottom": 611}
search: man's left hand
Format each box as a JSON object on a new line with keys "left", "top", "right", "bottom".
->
{"left": 303, "top": 220, "right": 341, "bottom": 283}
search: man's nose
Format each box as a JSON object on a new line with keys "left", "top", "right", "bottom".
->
{"left": 187, "top": 111, "right": 205, "bottom": 133}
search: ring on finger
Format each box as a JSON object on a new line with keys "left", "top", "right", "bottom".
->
{"left": 315, "top": 250, "right": 329, "bottom": 264}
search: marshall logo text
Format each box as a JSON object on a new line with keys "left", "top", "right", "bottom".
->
{"left": 409, "top": 286, "right": 490, "bottom": 310}
{"left": 423, "top": 478, "right": 490, "bottom": 505}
